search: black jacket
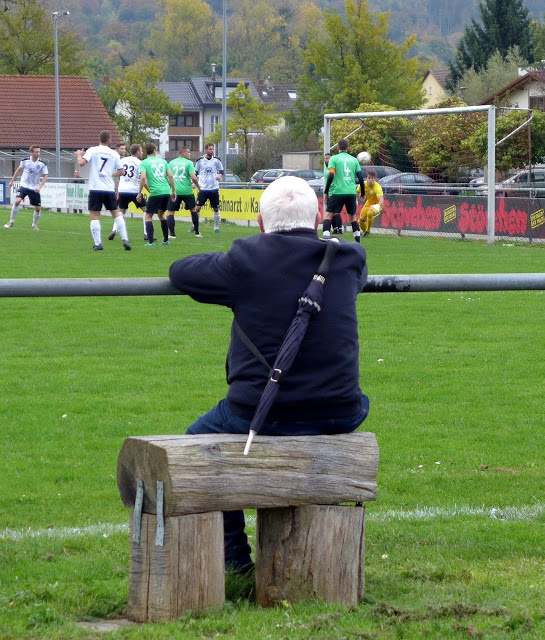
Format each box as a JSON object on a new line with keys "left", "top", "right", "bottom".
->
{"left": 169, "top": 228, "right": 368, "bottom": 421}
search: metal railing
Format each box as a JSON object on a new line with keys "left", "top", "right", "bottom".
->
{"left": 1, "top": 274, "right": 545, "bottom": 298}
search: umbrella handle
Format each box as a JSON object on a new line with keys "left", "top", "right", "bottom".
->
{"left": 316, "top": 239, "right": 340, "bottom": 277}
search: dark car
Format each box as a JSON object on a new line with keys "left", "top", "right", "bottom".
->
{"left": 219, "top": 174, "right": 243, "bottom": 189}
{"left": 360, "top": 165, "right": 400, "bottom": 180}
{"left": 250, "top": 169, "right": 283, "bottom": 184}
{"left": 379, "top": 172, "right": 442, "bottom": 195}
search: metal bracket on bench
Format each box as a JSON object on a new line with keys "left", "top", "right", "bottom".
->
{"left": 133, "top": 478, "right": 144, "bottom": 544}
{"left": 155, "top": 481, "right": 164, "bottom": 547}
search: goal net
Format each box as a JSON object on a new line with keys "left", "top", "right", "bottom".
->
{"left": 324, "top": 105, "right": 544, "bottom": 244}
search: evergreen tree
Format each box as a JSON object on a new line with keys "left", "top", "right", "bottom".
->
{"left": 448, "top": 0, "right": 533, "bottom": 89}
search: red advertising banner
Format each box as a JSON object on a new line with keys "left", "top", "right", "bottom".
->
{"left": 331, "top": 195, "right": 545, "bottom": 240}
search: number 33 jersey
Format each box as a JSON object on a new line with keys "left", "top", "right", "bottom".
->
{"left": 118, "top": 157, "right": 141, "bottom": 194}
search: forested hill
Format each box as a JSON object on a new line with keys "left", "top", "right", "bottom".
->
{"left": 64, "top": 0, "right": 545, "bottom": 75}
{"left": 67, "top": 0, "right": 545, "bottom": 43}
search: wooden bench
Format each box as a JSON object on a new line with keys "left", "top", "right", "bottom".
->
{"left": 117, "top": 432, "right": 379, "bottom": 622}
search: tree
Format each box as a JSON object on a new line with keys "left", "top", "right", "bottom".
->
{"left": 448, "top": 0, "right": 533, "bottom": 89}
{"left": 453, "top": 47, "right": 528, "bottom": 106}
{"left": 530, "top": 15, "right": 545, "bottom": 64}
{"left": 207, "top": 82, "right": 279, "bottom": 179}
{"left": 0, "top": 0, "right": 82, "bottom": 75}
{"left": 292, "top": 0, "right": 424, "bottom": 139}
{"left": 99, "top": 61, "right": 182, "bottom": 146}
{"left": 409, "top": 97, "right": 484, "bottom": 180}
{"left": 467, "top": 109, "right": 545, "bottom": 171}
{"left": 228, "top": 0, "right": 297, "bottom": 82}
{"left": 330, "top": 102, "right": 415, "bottom": 171}
{"left": 149, "top": 0, "right": 221, "bottom": 81}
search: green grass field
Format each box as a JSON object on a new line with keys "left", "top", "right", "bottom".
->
{"left": 1, "top": 208, "right": 544, "bottom": 639}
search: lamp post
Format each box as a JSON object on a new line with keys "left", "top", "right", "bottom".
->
{"left": 221, "top": 0, "right": 227, "bottom": 169}
{"left": 52, "top": 10, "right": 69, "bottom": 177}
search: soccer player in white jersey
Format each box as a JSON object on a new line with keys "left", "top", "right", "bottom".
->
{"left": 4, "top": 145, "right": 48, "bottom": 230}
{"left": 108, "top": 143, "right": 147, "bottom": 242}
{"left": 75, "top": 130, "right": 131, "bottom": 251}
{"left": 194, "top": 143, "right": 224, "bottom": 233}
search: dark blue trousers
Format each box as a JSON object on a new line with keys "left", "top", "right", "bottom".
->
{"left": 186, "top": 395, "right": 369, "bottom": 570}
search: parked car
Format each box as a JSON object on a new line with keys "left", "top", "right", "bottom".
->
{"left": 360, "top": 165, "right": 401, "bottom": 180}
{"left": 475, "top": 166, "right": 545, "bottom": 197}
{"left": 219, "top": 174, "right": 243, "bottom": 189}
{"left": 278, "top": 169, "right": 324, "bottom": 194}
{"left": 250, "top": 169, "right": 283, "bottom": 184}
{"left": 379, "top": 172, "right": 442, "bottom": 195}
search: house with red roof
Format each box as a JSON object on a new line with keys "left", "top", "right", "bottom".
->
{"left": 0, "top": 75, "right": 122, "bottom": 180}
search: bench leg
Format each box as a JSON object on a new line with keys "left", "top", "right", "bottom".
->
{"left": 255, "top": 505, "right": 366, "bottom": 607}
{"left": 127, "top": 511, "right": 225, "bottom": 621}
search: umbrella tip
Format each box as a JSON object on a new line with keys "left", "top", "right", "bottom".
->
{"left": 243, "top": 430, "right": 256, "bottom": 456}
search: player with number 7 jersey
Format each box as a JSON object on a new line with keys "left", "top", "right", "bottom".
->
{"left": 75, "top": 129, "right": 131, "bottom": 251}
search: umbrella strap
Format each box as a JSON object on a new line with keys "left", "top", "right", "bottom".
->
{"left": 233, "top": 318, "right": 274, "bottom": 376}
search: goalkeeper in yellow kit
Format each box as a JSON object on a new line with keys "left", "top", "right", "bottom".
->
{"left": 359, "top": 169, "right": 384, "bottom": 237}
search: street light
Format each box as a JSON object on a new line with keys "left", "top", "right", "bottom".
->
{"left": 52, "top": 10, "right": 69, "bottom": 177}
{"left": 221, "top": 0, "right": 227, "bottom": 169}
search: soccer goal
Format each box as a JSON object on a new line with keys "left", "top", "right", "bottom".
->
{"left": 324, "top": 105, "right": 541, "bottom": 245}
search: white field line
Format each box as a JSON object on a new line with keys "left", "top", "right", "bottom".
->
{"left": 1, "top": 503, "right": 544, "bottom": 542}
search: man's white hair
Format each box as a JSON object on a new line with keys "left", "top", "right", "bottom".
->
{"left": 259, "top": 176, "right": 318, "bottom": 232}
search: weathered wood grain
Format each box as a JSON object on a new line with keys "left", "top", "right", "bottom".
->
{"left": 117, "top": 433, "right": 379, "bottom": 516}
{"left": 255, "top": 505, "right": 366, "bottom": 607}
{"left": 127, "top": 512, "right": 225, "bottom": 621}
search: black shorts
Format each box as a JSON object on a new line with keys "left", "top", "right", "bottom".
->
{"left": 197, "top": 190, "right": 220, "bottom": 209}
{"left": 88, "top": 191, "right": 118, "bottom": 212}
{"left": 146, "top": 195, "right": 171, "bottom": 215}
{"left": 168, "top": 193, "right": 196, "bottom": 212}
{"left": 118, "top": 192, "right": 146, "bottom": 210}
{"left": 16, "top": 186, "right": 41, "bottom": 207}
{"left": 326, "top": 194, "right": 357, "bottom": 216}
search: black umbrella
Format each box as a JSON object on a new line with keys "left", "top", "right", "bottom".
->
{"left": 243, "top": 239, "right": 340, "bottom": 455}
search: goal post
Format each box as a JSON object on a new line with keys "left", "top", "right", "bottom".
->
{"left": 324, "top": 105, "right": 497, "bottom": 244}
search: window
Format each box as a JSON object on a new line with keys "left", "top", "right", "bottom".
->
{"left": 169, "top": 139, "right": 195, "bottom": 151}
{"left": 287, "top": 91, "right": 297, "bottom": 99}
{"left": 214, "top": 85, "right": 237, "bottom": 100}
{"left": 529, "top": 96, "right": 545, "bottom": 111}
{"left": 169, "top": 114, "right": 195, "bottom": 127}
{"left": 211, "top": 115, "right": 220, "bottom": 132}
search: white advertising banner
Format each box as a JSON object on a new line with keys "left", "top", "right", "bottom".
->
{"left": 9, "top": 181, "right": 88, "bottom": 210}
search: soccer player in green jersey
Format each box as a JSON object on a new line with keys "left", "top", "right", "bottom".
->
{"left": 323, "top": 152, "right": 342, "bottom": 234}
{"left": 137, "top": 143, "right": 176, "bottom": 247}
{"left": 167, "top": 148, "right": 200, "bottom": 238}
{"left": 323, "top": 138, "right": 365, "bottom": 242}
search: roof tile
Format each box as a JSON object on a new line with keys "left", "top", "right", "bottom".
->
{"left": 0, "top": 75, "right": 123, "bottom": 150}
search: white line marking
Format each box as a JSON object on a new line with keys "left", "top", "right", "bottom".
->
{"left": 0, "top": 522, "right": 128, "bottom": 541}
{"left": 367, "top": 503, "right": 545, "bottom": 522}
{"left": 1, "top": 503, "right": 543, "bottom": 542}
